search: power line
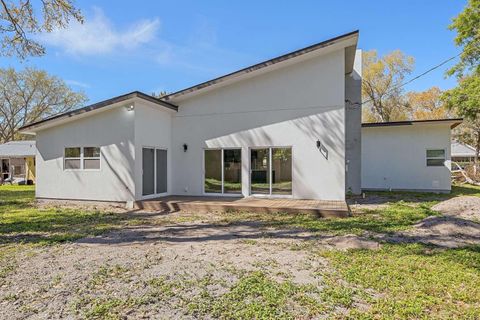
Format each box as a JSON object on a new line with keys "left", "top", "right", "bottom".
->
{"left": 354, "top": 52, "right": 461, "bottom": 107}
{"left": 175, "top": 52, "right": 461, "bottom": 117}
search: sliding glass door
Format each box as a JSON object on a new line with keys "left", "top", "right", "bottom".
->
{"left": 142, "top": 148, "right": 155, "bottom": 196}
{"left": 142, "top": 147, "right": 168, "bottom": 197}
{"left": 223, "top": 149, "right": 242, "bottom": 194}
{"left": 250, "top": 147, "right": 292, "bottom": 196}
{"left": 250, "top": 149, "right": 270, "bottom": 194}
{"left": 204, "top": 149, "right": 241, "bottom": 195}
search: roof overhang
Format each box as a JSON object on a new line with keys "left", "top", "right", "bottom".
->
{"left": 0, "top": 141, "right": 36, "bottom": 157}
{"left": 0, "top": 154, "right": 35, "bottom": 158}
{"left": 19, "top": 91, "right": 178, "bottom": 135}
{"left": 453, "top": 152, "right": 477, "bottom": 157}
{"left": 362, "top": 118, "right": 463, "bottom": 129}
{"left": 162, "top": 30, "right": 359, "bottom": 103}
{"left": 451, "top": 140, "right": 477, "bottom": 157}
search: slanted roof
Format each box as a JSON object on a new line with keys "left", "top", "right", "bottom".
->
{"left": 362, "top": 118, "right": 463, "bottom": 129}
{"left": 0, "top": 140, "right": 36, "bottom": 157}
{"left": 452, "top": 140, "right": 476, "bottom": 157}
{"left": 162, "top": 30, "right": 359, "bottom": 102}
{"left": 19, "top": 91, "right": 178, "bottom": 134}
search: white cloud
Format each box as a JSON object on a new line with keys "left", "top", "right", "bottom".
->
{"left": 65, "top": 79, "right": 90, "bottom": 88}
{"left": 39, "top": 7, "right": 160, "bottom": 56}
{"left": 154, "top": 18, "right": 251, "bottom": 75}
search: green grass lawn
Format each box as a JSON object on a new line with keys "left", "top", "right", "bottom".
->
{"left": 0, "top": 185, "right": 130, "bottom": 244}
{"left": 211, "top": 184, "right": 480, "bottom": 318}
{"left": 1, "top": 184, "right": 480, "bottom": 319}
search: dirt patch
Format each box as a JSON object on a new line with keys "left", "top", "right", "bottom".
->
{"left": 375, "top": 215, "right": 480, "bottom": 249}
{"left": 323, "top": 235, "right": 381, "bottom": 251}
{"left": 432, "top": 196, "right": 480, "bottom": 222}
{"left": 36, "top": 198, "right": 130, "bottom": 213}
{"left": 0, "top": 221, "right": 351, "bottom": 319}
{"left": 379, "top": 196, "right": 480, "bottom": 248}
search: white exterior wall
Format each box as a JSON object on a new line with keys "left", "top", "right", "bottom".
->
{"left": 171, "top": 49, "right": 346, "bottom": 200}
{"left": 361, "top": 124, "right": 452, "bottom": 192}
{"left": 35, "top": 106, "right": 136, "bottom": 201}
{"left": 133, "top": 101, "right": 174, "bottom": 199}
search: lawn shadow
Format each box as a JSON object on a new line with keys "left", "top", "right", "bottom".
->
{"left": 348, "top": 184, "right": 480, "bottom": 206}
{"left": 0, "top": 206, "right": 173, "bottom": 245}
{"left": 76, "top": 220, "right": 326, "bottom": 245}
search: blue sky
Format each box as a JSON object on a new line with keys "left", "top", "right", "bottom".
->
{"left": 0, "top": 0, "right": 466, "bottom": 104}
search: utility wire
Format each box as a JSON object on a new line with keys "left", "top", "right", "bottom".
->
{"left": 354, "top": 52, "right": 461, "bottom": 107}
{"left": 174, "top": 52, "right": 461, "bottom": 118}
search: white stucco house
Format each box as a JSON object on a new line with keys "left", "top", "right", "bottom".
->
{"left": 19, "top": 31, "right": 461, "bottom": 204}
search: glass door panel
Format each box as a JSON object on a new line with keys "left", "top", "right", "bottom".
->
{"left": 250, "top": 149, "right": 270, "bottom": 194}
{"left": 223, "top": 149, "right": 242, "bottom": 194}
{"left": 272, "top": 148, "right": 292, "bottom": 195}
{"left": 204, "top": 149, "right": 222, "bottom": 193}
{"left": 142, "top": 148, "right": 155, "bottom": 196}
{"left": 156, "top": 149, "right": 167, "bottom": 194}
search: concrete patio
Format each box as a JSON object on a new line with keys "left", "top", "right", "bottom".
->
{"left": 136, "top": 196, "right": 350, "bottom": 218}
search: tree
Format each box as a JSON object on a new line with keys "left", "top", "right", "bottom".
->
{"left": 151, "top": 91, "right": 168, "bottom": 98}
{"left": 406, "top": 87, "right": 451, "bottom": 120}
{"left": 0, "top": 67, "right": 87, "bottom": 142}
{"left": 0, "top": 0, "right": 83, "bottom": 59}
{"left": 442, "top": 74, "right": 480, "bottom": 170}
{"left": 454, "top": 118, "right": 480, "bottom": 153}
{"left": 447, "top": 0, "right": 480, "bottom": 77}
{"left": 362, "top": 50, "right": 415, "bottom": 122}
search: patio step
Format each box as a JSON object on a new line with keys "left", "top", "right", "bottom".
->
{"left": 135, "top": 196, "right": 350, "bottom": 218}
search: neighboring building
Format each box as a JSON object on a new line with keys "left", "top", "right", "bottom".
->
{"left": 18, "top": 30, "right": 460, "bottom": 203}
{"left": 0, "top": 140, "right": 36, "bottom": 184}
{"left": 361, "top": 119, "right": 462, "bottom": 193}
{"left": 451, "top": 140, "right": 476, "bottom": 167}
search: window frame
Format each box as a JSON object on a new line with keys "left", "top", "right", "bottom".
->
{"left": 64, "top": 146, "right": 101, "bottom": 171}
{"left": 426, "top": 148, "right": 446, "bottom": 167}
{"left": 249, "top": 146, "right": 293, "bottom": 198}
{"left": 83, "top": 147, "right": 101, "bottom": 171}
{"left": 13, "top": 164, "right": 24, "bottom": 176}
{"left": 64, "top": 147, "right": 82, "bottom": 171}
{"left": 203, "top": 148, "right": 242, "bottom": 196}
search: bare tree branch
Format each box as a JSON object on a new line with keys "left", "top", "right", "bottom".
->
{"left": 0, "top": 67, "right": 87, "bottom": 142}
{"left": 0, "top": 0, "right": 83, "bottom": 59}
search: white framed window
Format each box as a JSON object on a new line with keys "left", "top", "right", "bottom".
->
{"left": 64, "top": 147, "right": 101, "bottom": 170}
{"left": 84, "top": 147, "right": 101, "bottom": 170}
{"left": 204, "top": 148, "right": 242, "bottom": 195}
{"left": 13, "top": 165, "right": 24, "bottom": 176}
{"left": 426, "top": 149, "right": 445, "bottom": 167}
{"left": 64, "top": 147, "right": 81, "bottom": 170}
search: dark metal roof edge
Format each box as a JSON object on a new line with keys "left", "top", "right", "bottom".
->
{"left": 19, "top": 91, "right": 178, "bottom": 132}
{"left": 362, "top": 118, "right": 463, "bottom": 128}
{"left": 162, "top": 30, "right": 359, "bottom": 101}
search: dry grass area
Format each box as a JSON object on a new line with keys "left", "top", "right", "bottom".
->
{"left": 1, "top": 184, "right": 480, "bottom": 319}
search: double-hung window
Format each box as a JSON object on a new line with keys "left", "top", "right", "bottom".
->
{"left": 83, "top": 147, "right": 101, "bottom": 170}
{"left": 64, "top": 147, "right": 81, "bottom": 169}
{"left": 426, "top": 149, "right": 445, "bottom": 167}
{"left": 64, "top": 147, "right": 100, "bottom": 170}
